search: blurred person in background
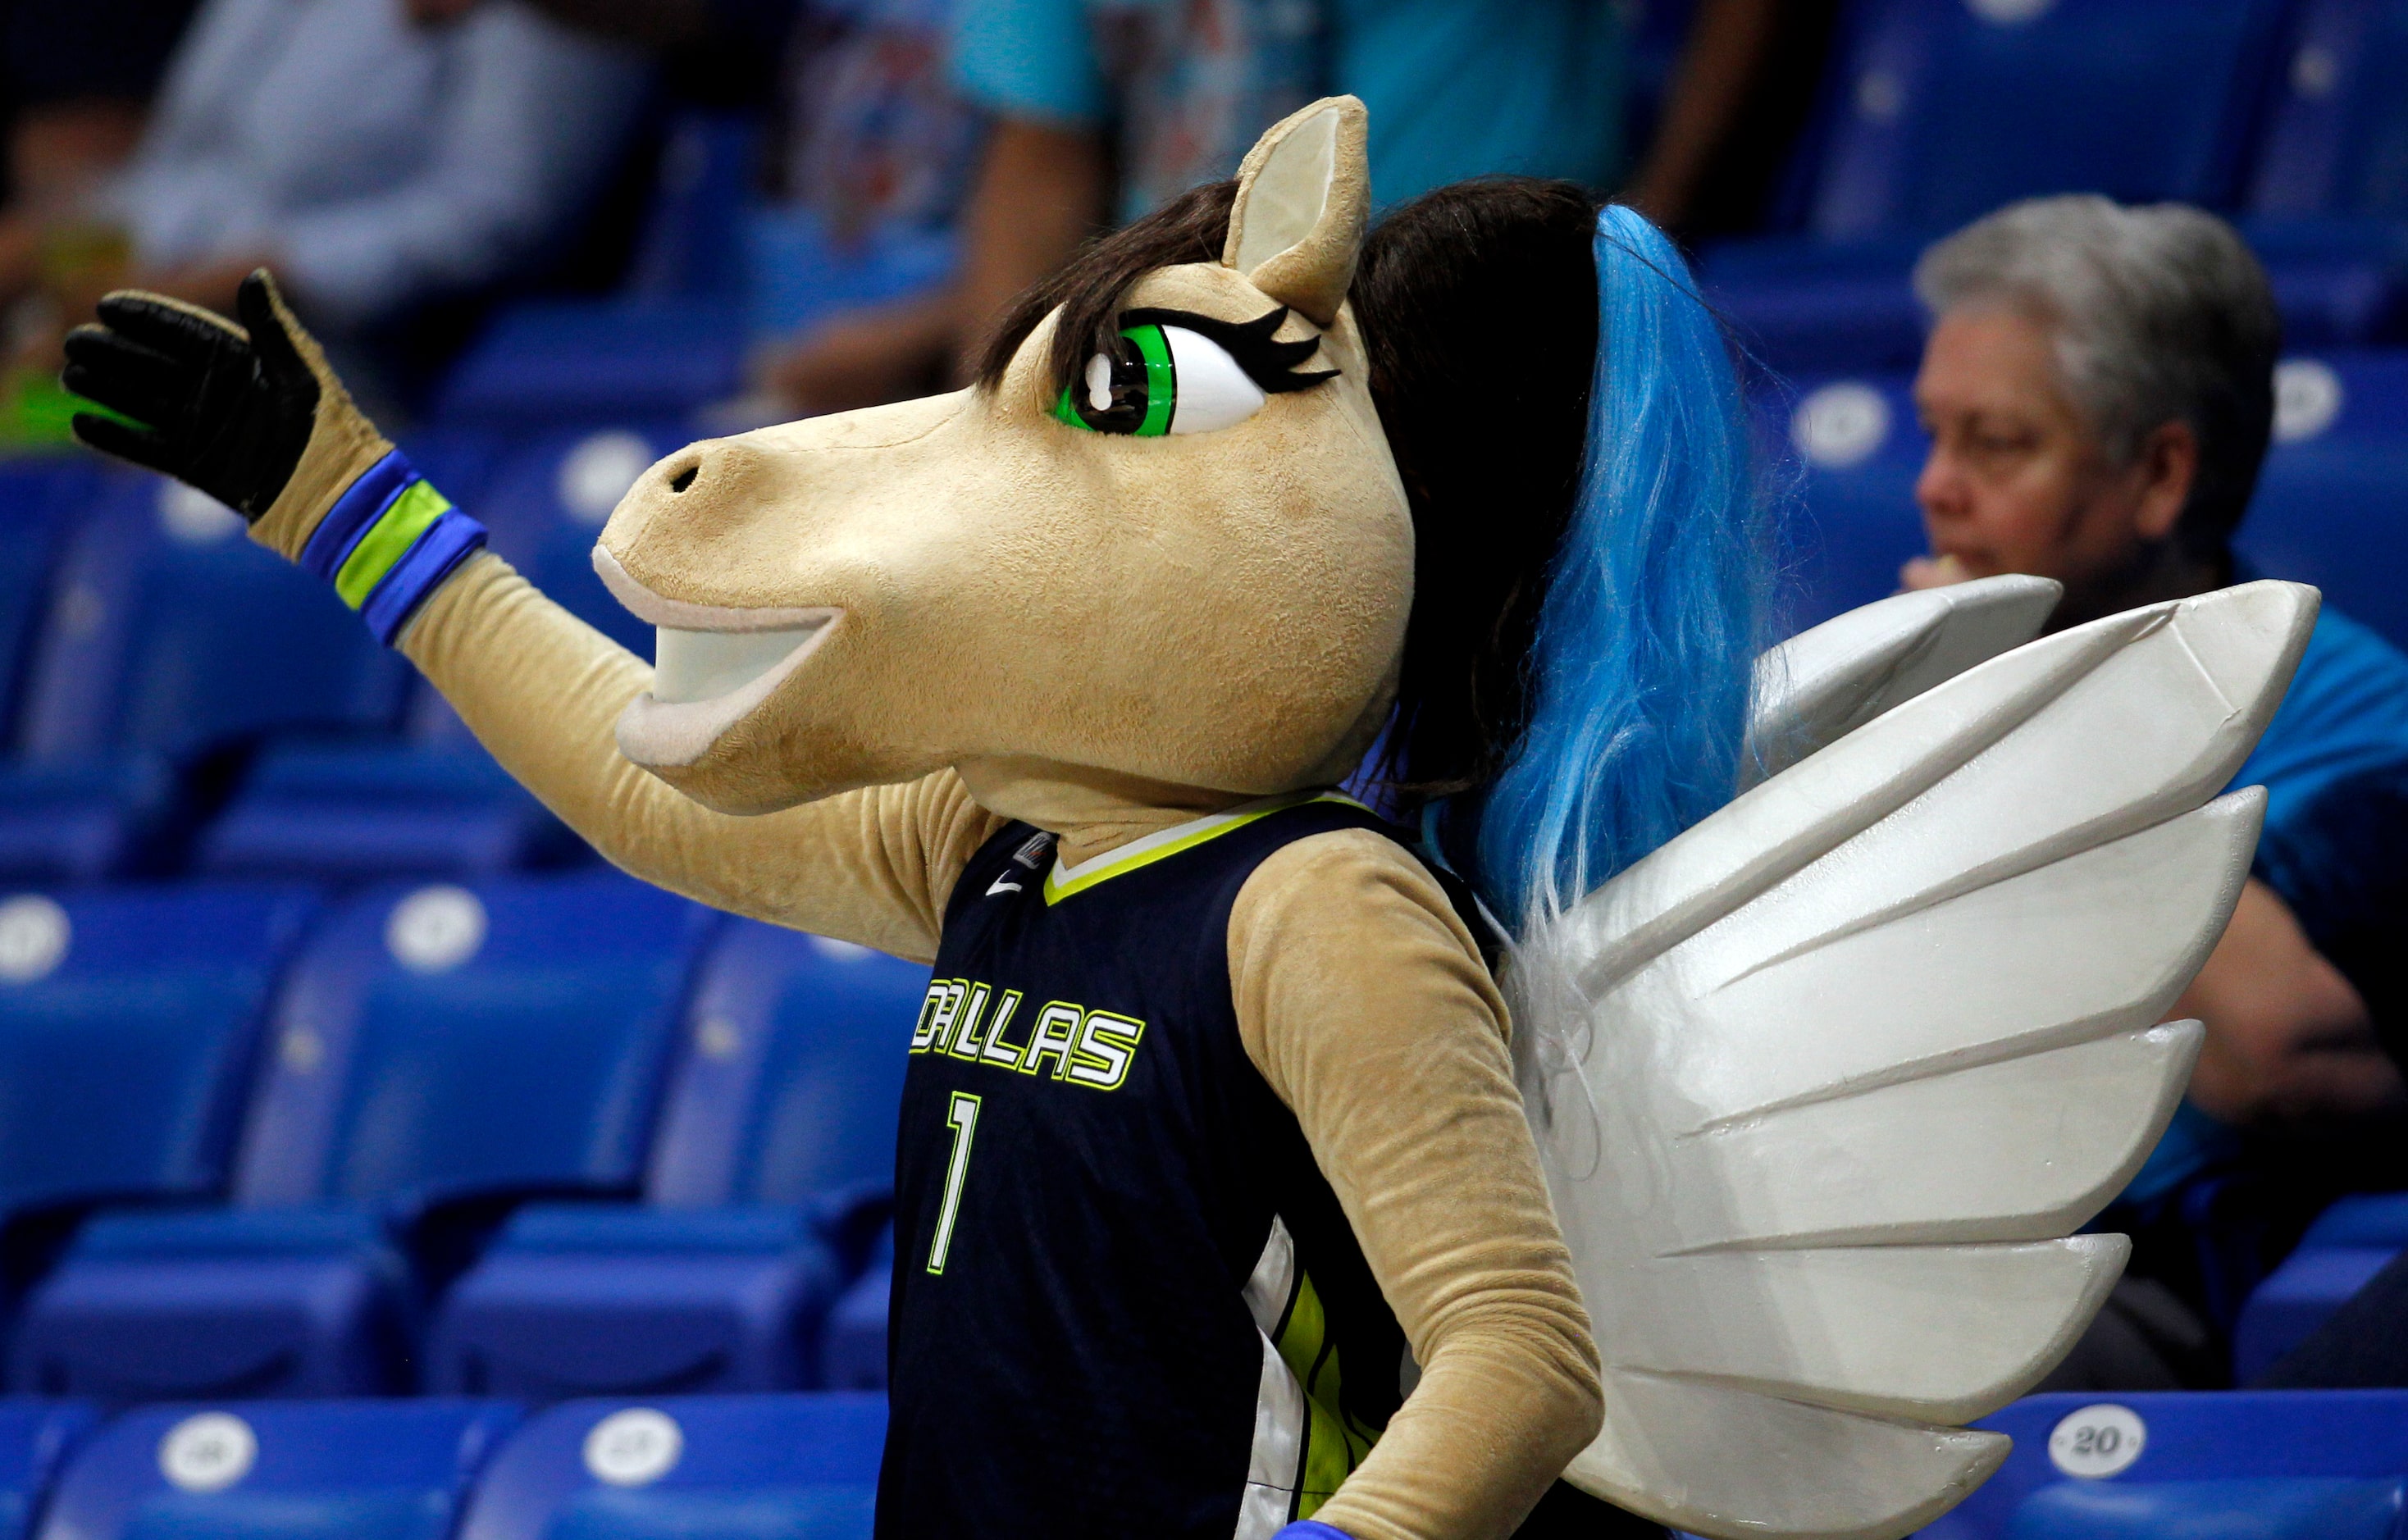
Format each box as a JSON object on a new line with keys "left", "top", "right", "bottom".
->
{"left": 763, "top": 0, "right": 1802, "bottom": 414}
{"left": 422, "top": 0, "right": 1811, "bottom": 416}
{"left": 96, "top": 0, "right": 650, "bottom": 399}
{"left": 417, "top": 0, "right": 981, "bottom": 413}
{"left": 1902, "top": 194, "right": 2408, "bottom": 1388}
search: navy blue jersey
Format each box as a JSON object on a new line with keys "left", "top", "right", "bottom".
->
{"left": 879, "top": 792, "right": 1411, "bottom": 1539}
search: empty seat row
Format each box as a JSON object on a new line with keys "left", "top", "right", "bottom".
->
{"left": 0, "top": 1392, "right": 884, "bottom": 1540}
{"left": 1771, "top": 349, "right": 2408, "bottom": 643}
{"left": 16, "top": 1387, "right": 2408, "bottom": 1540}
{"left": 1710, "top": 0, "right": 2408, "bottom": 375}
{"left": 0, "top": 874, "right": 927, "bottom": 1401}
{"left": 1915, "top": 1390, "right": 2408, "bottom": 1538}
{"left": 2237, "top": 1191, "right": 2408, "bottom": 1383}
{"left": 0, "top": 423, "right": 688, "bottom": 884}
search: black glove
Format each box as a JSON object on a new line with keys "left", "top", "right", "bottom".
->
{"left": 62, "top": 271, "right": 320, "bottom": 521}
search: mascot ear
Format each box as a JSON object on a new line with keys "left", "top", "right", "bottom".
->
{"left": 1223, "top": 95, "right": 1370, "bottom": 328}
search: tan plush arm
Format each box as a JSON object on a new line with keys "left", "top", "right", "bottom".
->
{"left": 401, "top": 553, "right": 1006, "bottom": 960}
{"left": 1229, "top": 830, "right": 1603, "bottom": 1540}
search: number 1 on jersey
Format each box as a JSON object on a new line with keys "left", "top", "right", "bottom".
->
{"left": 928, "top": 1091, "right": 982, "bottom": 1274}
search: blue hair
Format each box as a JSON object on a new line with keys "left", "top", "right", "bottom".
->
{"left": 1462, "top": 206, "right": 1772, "bottom": 933}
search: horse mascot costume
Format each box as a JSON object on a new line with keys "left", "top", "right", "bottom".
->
{"left": 64, "top": 98, "right": 2310, "bottom": 1540}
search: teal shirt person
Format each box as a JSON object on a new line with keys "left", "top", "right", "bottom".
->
{"left": 949, "top": 0, "right": 1627, "bottom": 220}
{"left": 2121, "top": 605, "right": 2408, "bottom": 1210}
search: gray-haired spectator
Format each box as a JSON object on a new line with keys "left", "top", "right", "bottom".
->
{"left": 103, "top": 0, "right": 650, "bottom": 334}
{"left": 1904, "top": 194, "right": 2408, "bottom": 1388}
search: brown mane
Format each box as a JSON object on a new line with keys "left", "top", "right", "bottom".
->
{"left": 974, "top": 181, "right": 1241, "bottom": 398}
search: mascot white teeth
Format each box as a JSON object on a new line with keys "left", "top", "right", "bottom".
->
{"left": 66, "top": 96, "right": 2310, "bottom": 1540}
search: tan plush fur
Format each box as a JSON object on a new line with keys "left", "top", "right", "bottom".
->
{"left": 149, "top": 98, "right": 1606, "bottom": 1538}
{"left": 1225, "top": 98, "right": 1370, "bottom": 326}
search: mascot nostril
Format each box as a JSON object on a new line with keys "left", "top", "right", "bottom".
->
{"left": 64, "top": 93, "right": 2314, "bottom": 1540}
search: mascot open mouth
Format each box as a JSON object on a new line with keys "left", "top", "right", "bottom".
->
{"left": 595, "top": 546, "right": 841, "bottom": 768}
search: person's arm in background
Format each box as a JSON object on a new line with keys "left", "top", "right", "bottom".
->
{"left": 1621, "top": 0, "right": 1784, "bottom": 236}
{"left": 150, "top": 2, "right": 651, "bottom": 326}
{"left": 2180, "top": 877, "right": 2404, "bottom": 1129}
{"left": 2185, "top": 753, "right": 2408, "bottom": 1134}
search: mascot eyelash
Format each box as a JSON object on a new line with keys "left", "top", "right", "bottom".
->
{"left": 1120, "top": 308, "right": 1337, "bottom": 394}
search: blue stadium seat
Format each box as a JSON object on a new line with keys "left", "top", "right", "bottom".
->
{"left": 1706, "top": 0, "right": 2294, "bottom": 374}
{"left": 455, "top": 1394, "right": 882, "bottom": 1540}
{"left": 2232, "top": 0, "right": 2408, "bottom": 346}
{"left": 429, "top": 925, "right": 926, "bottom": 1395}
{"left": 0, "top": 458, "right": 94, "bottom": 744}
{"left": 436, "top": 104, "right": 953, "bottom": 430}
{"left": 432, "top": 301, "right": 746, "bottom": 434}
{"left": 1918, "top": 1391, "right": 2408, "bottom": 1538}
{"left": 1802, "top": 0, "right": 2286, "bottom": 243}
{"left": 0, "top": 1401, "right": 93, "bottom": 1540}
{"left": 2247, "top": 0, "right": 2408, "bottom": 222}
{"left": 35, "top": 1400, "right": 519, "bottom": 1540}
{"left": 742, "top": 206, "right": 957, "bottom": 343}
{"left": 622, "top": 113, "right": 761, "bottom": 303}
{"left": 0, "top": 473, "right": 409, "bottom": 879}
{"left": 1762, "top": 375, "right": 1929, "bottom": 627}
{"left": 2236, "top": 1192, "right": 2408, "bottom": 1383}
{"left": 2240, "top": 351, "right": 2408, "bottom": 654}
{"left": 0, "top": 885, "right": 315, "bottom": 1283}
{"left": 10, "top": 874, "right": 714, "bottom": 1398}
{"left": 434, "top": 109, "right": 761, "bottom": 431}
{"left": 194, "top": 736, "right": 581, "bottom": 884}
{"left": 1702, "top": 238, "right": 1931, "bottom": 376}
{"left": 194, "top": 426, "right": 668, "bottom": 882}
{"left": 819, "top": 1228, "right": 892, "bottom": 1392}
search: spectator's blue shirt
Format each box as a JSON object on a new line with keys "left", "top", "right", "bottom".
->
{"left": 2123, "top": 604, "right": 2408, "bottom": 1205}
{"left": 950, "top": 0, "right": 1625, "bottom": 221}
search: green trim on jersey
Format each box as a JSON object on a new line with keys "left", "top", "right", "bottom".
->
{"left": 1277, "top": 1268, "right": 1378, "bottom": 1518}
{"left": 1042, "top": 791, "right": 1370, "bottom": 906}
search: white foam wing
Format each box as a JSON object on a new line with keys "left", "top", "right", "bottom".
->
{"left": 1516, "top": 581, "right": 2316, "bottom": 1540}
{"left": 1747, "top": 574, "right": 2062, "bottom": 783}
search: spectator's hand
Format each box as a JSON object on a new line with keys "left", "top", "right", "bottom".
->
{"left": 1898, "top": 552, "right": 1971, "bottom": 591}
{"left": 759, "top": 292, "right": 959, "bottom": 417}
{"left": 62, "top": 271, "right": 321, "bottom": 519}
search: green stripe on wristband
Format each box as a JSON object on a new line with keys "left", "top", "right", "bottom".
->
{"left": 334, "top": 479, "right": 454, "bottom": 610}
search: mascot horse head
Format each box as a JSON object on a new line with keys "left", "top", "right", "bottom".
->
{"left": 596, "top": 96, "right": 1771, "bottom": 931}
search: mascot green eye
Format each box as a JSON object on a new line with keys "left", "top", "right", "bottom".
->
{"left": 1055, "top": 322, "right": 1271, "bottom": 438}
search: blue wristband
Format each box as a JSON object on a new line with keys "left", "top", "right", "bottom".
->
{"left": 1275, "top": 1524, "right": 1352, "bottom": 1539}
{"left": 299, "top": 449, "right": 488, "bottom": 646}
